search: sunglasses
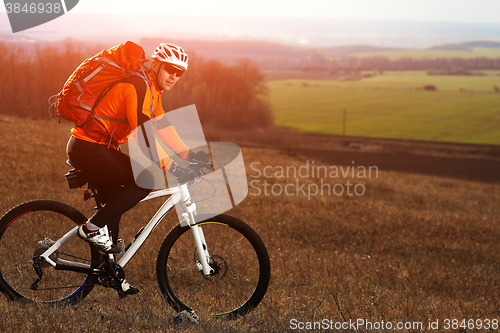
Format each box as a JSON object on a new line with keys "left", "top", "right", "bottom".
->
{"left": 162, "top": 63, "right": 185, "bottom": 77}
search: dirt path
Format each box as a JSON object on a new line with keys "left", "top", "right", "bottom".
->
{"left": 293, "top": 147, "right": 500, "bottom": 184}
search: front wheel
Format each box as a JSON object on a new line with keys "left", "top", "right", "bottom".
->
{"left": 0, "top": 200, "right": 99, "bottom": 304}
{"left": 156, "top": 214, "right": 271, "bottom": 318}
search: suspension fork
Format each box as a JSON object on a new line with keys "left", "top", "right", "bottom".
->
{"left": 180, "top": 181, "right": 213, "bottom": 276}
{"left": 187, "top": 211, "right": 214, "bottom": 276}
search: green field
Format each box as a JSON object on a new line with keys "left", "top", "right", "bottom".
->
{"left": 268, "top": 71, "right": 500, "bottom": 144}
{"left": 352, "top": 47, "right": 500, "bottom": 59}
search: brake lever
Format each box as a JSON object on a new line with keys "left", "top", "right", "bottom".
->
{"left": 204, "top": 162, "right": 213, "bottom": 171}
{"left": 190, "top": 160, "right": 212, "bottom": 170}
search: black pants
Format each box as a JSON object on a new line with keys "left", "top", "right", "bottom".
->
{"left": 66, "top": 136, "right": 153, "bottom": 243}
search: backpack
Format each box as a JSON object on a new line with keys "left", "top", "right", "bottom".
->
{"left": 49, "top": 41, "right": 148, "bottom": 126}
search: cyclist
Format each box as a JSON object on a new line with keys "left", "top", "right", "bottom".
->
{"left": 66, "top": 43, "right": 208, "bottom": 296}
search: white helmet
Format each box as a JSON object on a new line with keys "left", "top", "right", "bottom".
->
{"left": 151, "top": 43, "right": 189, "bottom": 70}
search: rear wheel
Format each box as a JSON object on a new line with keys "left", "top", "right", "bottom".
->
{"left": 156, "top": 214, "right": 271, "bottom": 318}
{"left": 0, "top": 200, "right": 99, "bottom": 304}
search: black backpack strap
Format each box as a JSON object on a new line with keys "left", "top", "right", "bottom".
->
{"left": 118, "top": 75, "right": 162, "bottom": 166}
{"left": 85, "top": 74, "right": 152, "bottom": 150}
{"left": 91, "top": 74, "right": 148, "bottom": 122}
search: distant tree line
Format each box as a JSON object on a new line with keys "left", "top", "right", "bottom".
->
{"left": 0, "top": 40, "right": 272, "bottom": 129}
{"left": 161, "top": 55, "right": 272, "bottom": 129}
{"left": 0, "top": 40, "right": 88, "bottom": 120}
{"left": 257, "top": 54, "right": 500, "bottom": 72}
{"left": 330, "top": 56, "right": 500, "bottom": 72}
{"left": 301, "top": 57, "right": 500, "bottom": 73}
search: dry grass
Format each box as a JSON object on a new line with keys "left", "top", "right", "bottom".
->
{"left": 1, "top": 115, "right": 500, "bottom": 332}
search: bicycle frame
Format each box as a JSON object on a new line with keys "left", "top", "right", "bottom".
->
{"left": 39, "top": 181, "right": 215, "bottom": 276}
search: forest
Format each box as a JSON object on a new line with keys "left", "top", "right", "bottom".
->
{"left": 0, "top": 40, "right": 273, "bottom": 130}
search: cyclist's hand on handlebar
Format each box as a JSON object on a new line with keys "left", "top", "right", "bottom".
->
{"left": 169, "top": 161, "right": 200, "bottom": 184}
{"left": 188, "top": 150, "right": 210, "bottom": 164}
{"left": 170, "top": 152, "right": 213, "bottom": 184}
{"left": 188, "top": 151, "right": 212, "bottom": 172}
{"left": 168, "top": 161, "right": 189, "bottom": 178}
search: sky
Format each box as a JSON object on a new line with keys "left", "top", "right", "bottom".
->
{"left": 1, "top": 0, "right": 500, "bottom": 23}
{"left": 1, "top": 0, "right": 500, "bottom": 47}
{"left": 47, "top": 0, "right": 500, "bottom": 23}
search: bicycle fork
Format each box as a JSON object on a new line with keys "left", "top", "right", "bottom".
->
{"left": 178, "top": 181, "right": 214, "bottom": 276}
{"left": 185, "top": 211, "right": 214, "bottom": 276}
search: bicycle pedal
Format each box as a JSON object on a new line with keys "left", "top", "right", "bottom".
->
{"left": 116, "top": 281, "right": 139, "bottom": 299}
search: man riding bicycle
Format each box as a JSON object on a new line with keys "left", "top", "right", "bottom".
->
{"left": 66, "top": 43, "right": 208, "bottom": 296}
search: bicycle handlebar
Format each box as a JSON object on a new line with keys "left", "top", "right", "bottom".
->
{"left": 176, "top": 159, "right": 213, "bottom": 184}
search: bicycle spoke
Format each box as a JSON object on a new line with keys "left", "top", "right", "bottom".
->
{"left": 0, "top": 201, "right": 98, "bottom": 304}
{"left": 158, "top": 214, "right": 270, "bottom": 317}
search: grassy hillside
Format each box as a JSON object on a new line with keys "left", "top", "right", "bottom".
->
{"left": 268, "top": 71, "right": 500, "bottom": 145}
{"left": 1, "top": 116, "right": 500, "bottom": 332}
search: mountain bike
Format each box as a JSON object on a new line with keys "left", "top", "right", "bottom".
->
{"left": 0, "top": 159, "right": 271, "bottom": 319}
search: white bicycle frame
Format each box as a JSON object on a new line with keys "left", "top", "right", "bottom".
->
{"left": 39, "top": 181, "right": 215, "bottom": 276}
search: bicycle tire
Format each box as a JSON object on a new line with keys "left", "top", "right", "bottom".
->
{"left": 0, "top": 200, "right": 99, "bottom": 304}
{"left": 156, "top": 213, "right": 271, "bottom": 318}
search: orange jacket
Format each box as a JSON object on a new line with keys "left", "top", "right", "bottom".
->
{"left": 71, "top": 72, "right": 189, "bottom": 170}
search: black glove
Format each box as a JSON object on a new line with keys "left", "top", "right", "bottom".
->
{"left": 188, "top": 150, "right": 210, "bottom": 163}
{"left": 168, "top": 161, "right": 189, "bottom": 178}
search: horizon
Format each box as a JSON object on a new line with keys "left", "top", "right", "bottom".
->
{"left": 1, "top": 15, "right": 500, "bottom": 50}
